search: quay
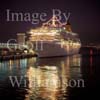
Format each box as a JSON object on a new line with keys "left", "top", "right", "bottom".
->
{"left": 0, "top": 53, "right": 37, "bottom": 61}
{"left": 80, "top": 45, "right": 100, "bottom": 56}
{"left": 0, "top": 42, "right": 37, "bottom": 61}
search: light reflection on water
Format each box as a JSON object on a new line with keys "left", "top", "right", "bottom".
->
{"left": 0, "top": 55, "right": 82, "bottom": 100}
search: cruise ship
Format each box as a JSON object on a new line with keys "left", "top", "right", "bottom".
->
{"left": 27, "top": 15, "right": 81, "bottom": 57}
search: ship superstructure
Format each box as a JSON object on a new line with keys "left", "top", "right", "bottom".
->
{"left": 27, "top": 15, "right": 81, "bottom": 57}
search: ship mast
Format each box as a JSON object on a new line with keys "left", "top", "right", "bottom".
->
{"left": 43, "top": 14, "right": 64, "bottom": 28}
{"left": 52, "top": 15, "right": 56, "bottom": 27}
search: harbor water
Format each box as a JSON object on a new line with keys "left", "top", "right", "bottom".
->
{"left": 0, "top": 54, "right": 100, "bottom": 100}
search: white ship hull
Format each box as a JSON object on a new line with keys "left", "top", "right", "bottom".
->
{"left": 33, "top": 41, "right": 81, "bottom": 57}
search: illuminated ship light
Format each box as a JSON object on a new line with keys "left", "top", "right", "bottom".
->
{"left": 27, "top": 14, "right": 81, "bottom": 57}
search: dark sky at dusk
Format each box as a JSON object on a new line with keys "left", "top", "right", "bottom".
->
{"left": 0, "top": 0, "right": 100, "bottom": 44}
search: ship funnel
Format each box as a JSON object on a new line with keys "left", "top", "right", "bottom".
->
{"left": 66, "top": 20, "right": 72, "bottom": 32}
